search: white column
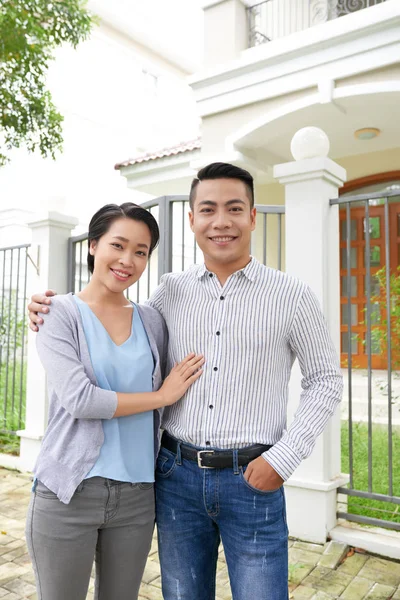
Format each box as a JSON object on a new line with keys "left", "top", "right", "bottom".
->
{"left": 273, "top": 127, "right": 349, "bottom": 543}
{"left": 201, "top": 0, "right": 248, "bottom": 68}
{"left": 18, "top": 212, "right": 78, "bottom": 472}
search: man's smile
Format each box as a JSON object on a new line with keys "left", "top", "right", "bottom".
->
{"left": 208, "top": 235, "right": 238, "bottom": 245}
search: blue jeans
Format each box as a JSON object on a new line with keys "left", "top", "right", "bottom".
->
{"left": 155, "top": 444, "right": 289, "bottom": 600}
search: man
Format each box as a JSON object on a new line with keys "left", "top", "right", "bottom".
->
{"left": 29, "top": 162, "right": 343, "bottom": 600}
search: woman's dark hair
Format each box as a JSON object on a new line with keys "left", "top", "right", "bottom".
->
{"left": 189, "top": 162, "right": 254, "bottom": 209}
{"left": 87, "top": 202, "right": 159, "bottom": 274}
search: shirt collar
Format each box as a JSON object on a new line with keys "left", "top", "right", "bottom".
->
{"left": 195, "top": 263, "right": 208, "bottom": 279}
{"left": 195, "top": 257, "right": 260, "bottom": 282}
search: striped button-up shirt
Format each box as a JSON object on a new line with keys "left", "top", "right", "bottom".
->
{"left": 148, "top": 258, "right": 343, "bottom": 480}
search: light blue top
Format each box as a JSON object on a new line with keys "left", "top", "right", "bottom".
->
{"left": 73, "top": 295, "right": 155, "bottom": 483}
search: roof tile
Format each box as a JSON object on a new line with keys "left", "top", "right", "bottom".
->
{"left": 115, "top": 138, "right": 201, "bottom": 169}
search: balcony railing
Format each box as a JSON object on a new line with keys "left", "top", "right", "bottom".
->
{"left": 247, "top": 0, "right": 388, "bottom": 47}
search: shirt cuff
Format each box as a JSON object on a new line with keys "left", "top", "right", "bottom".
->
{"left": 262, "top": 439, "right": 302, "bottom": 481}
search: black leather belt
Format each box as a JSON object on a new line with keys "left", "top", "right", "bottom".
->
{"left": 161, "top": 432, "right": 272, "bottom": 469}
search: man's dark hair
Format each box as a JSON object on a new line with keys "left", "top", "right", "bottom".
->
{"left": 87, "top": 202, "right": 159, "bottom": 274}
{"left": 189, "top": 162, "right": 254, "bottom": 210}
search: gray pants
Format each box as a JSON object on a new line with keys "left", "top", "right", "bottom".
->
{"left": 26, "top": 477, "right": 155, "bottom": 600}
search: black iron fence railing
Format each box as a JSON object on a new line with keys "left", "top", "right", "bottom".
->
{"left": 331, "top": 188, "right": 400, "bottom": 531}
{"left": 68, "top": 196, "right": 285, "bottom": 300}
{"left": 247, "top": 0, "right": 388, "bottom": 48}
{"left": 0, "top": 244, "right": 30, "bottom": 441}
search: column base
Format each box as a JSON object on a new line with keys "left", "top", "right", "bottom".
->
{"left": 285, "top": 474, "right": 349, "bottom": 543}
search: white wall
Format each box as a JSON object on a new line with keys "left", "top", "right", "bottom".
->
{"left": 0, "top": 210, "right": 34, "bottom": 248}
{"left": 0, "top": 15, "right": 200, "bottom": 233}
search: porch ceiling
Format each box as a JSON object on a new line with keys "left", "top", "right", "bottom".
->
{"left": 233, "top": 91, "right": 400, "bottom": 164}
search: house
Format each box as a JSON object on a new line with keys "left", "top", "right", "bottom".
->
{"left": 116, "top": 0, "right": 400, "bottom": 371}
{"left": 2, "top": 0, "right": 399, "bottom": 550}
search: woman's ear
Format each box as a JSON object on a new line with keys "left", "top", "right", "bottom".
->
{"left": 89, "top": 240, "right": 97, "bottom": 256}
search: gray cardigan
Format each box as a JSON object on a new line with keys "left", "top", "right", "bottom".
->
{"left": 34, "top": 293, "right": 168, "bottom": 504}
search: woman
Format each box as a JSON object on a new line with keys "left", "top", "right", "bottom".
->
{"left": 26, "top": 202, "right": 203, "bottom": 600}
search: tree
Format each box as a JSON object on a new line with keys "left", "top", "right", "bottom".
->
{"left": 0, "top": 0, "right": 94, "bottom": 166}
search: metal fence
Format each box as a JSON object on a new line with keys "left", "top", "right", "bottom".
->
{"left": 331, "top": 189, "right": 400, "bottom": 530}
{"left": 246, "top": 0, "right": 388, "bottom": 47}
{"left": 253, "top": 204, "right": 285, "bottom": 270}
{"left": 68, "top": 195, "right": 285, "bottom": 298}
{"left": 0, "top": 244, "right": 30, "bottom": 440}
{"left": 55, "top": 189, "right": 400, "bottom": 530}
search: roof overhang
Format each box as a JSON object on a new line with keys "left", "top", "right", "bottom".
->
{"left": 118, "top": 148, "right": 201, "bottom": 196}
{"left": 228, "top": 85, "right": 400, "bottom": 164}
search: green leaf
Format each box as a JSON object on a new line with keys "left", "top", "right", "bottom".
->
{"left": 0, "top": 0, "right": 96, "bottom": 164}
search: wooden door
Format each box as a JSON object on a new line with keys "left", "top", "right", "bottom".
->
{"left": 339, "top": 201, "right": 400, "bottom": 369}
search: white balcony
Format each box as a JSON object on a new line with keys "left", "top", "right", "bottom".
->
{"left": 193, "top": 0, "right": 400, "bottom": 132}
{"left": 247, "top": 0, "right": 389, "bottom": 47}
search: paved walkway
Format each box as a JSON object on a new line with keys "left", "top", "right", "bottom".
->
{"left": 341, "top": 370, "right": 400, "bottom": 427}
{"left": 1, "top": 468, "right": 400, "bottom": 600}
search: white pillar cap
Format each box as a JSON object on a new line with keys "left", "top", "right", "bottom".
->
{"left": 28, "top": 211, "right": 78, "bottom": 230}
{"left": 291, "top": 127, "right": 330, "bottom": 161}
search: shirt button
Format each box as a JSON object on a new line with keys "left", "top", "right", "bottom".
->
{"left": 216, "top": 331, "right": 220, "bottom": 336}
{"left": 209, "top": 273, "right": 213, "bottom": 278}
{"left": 213, "top": 367, "right": 218, "bottom": 371}
{"left": 220, "top": 296, "right": 225, "bottom": 300}
{"left": 206, "top": 441, "right": 211, "bottom": 446}
{"left": 209, "top": 405, "right": 214, "bottom": 409}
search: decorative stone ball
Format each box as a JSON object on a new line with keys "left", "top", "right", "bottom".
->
{"left": 290, "top": 127, "right": 330, "bottom": 161}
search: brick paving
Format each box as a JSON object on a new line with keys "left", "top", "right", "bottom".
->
{"left": 1, "top": 467, "right": 400, "bottom": 599}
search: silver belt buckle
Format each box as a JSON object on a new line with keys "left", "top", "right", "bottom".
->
{"left": 197, "top": 450, "right": 215, "bottom": 468}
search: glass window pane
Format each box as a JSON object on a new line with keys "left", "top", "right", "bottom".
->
{"left": 341, "top": 332, "right": 358, "bottom": 355}
{"left": 341, "top": 276, "right": 357, "bottom": 297}
{"left": 365, "top": 275, "right": 381, "bottom": 297}
{"left": 340, "top": 219, "right": 357, "bottom": 241}
{"left": 361, "top": 334, "right": 381, "bottom": 356}
{"left": 363, "top": 216, "right": 380, "bottom": 239}
{"left": 368, "top": 197, "right": 385, "bottom": 207}
{"left": 370, "top": 303, "right": 381, "bottom": 325}
{"left": 341, "top": 304, "right": 358, "bottom": 326}
{"left": 341, "top": 247, "right": 357, "bottom": 269}
{"left": 365, "top": 245, "right": 381, "bottom": 267}
{"left": 371, "top": 337, "right": 381, "bottom": 355}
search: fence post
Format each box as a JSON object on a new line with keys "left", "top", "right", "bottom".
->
{"left": 18, "top": 212, "right": 78, "bottom": 472}
{"left": 273, "top": 127, "right": 349, "bottom": 543}
{"left": 157, "top": 197, "right": 172, "bottom": 280}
